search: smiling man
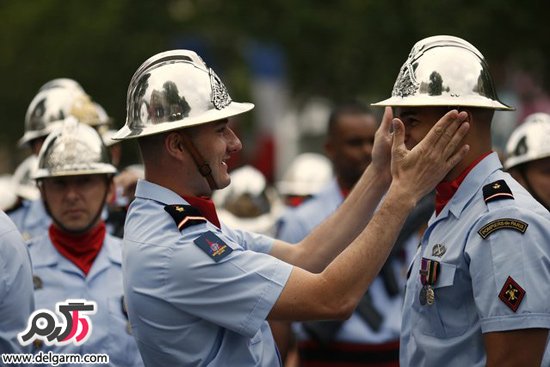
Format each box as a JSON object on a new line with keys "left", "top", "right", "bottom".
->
{"left": 373, "top": 35, "right": 550, "bottom": 367}
{"left": 115, "top": 49, "right": 471, "bottom": 366}
{"left": 28, "top": 119, "right": 143, "bottom": 366}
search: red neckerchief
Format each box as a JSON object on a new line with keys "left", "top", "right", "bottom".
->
{"left": 435, "top": 151, "right": 492, "bottom": 215}
{"left": 49, "top": 221, "right": 106, "bottom": 276}
{"left": 182, "top": 196, "right": 221, "bottom": 228}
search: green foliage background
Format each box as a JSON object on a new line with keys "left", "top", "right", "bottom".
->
{"left": 1, "top": 0, "right": 548, "bottom": 169}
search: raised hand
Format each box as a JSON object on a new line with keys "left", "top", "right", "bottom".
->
{"left": 370, "top": 107, "right": 394, "bottom": 180}
{"left": 390, "top": 109, "right": 470, "bottom": 202}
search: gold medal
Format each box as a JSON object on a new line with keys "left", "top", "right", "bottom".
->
{"left": 419, "top": 286, "right": 427, "bottom": 305}
{"left": 426, "top": 286, "right": 435, "bottom": 305}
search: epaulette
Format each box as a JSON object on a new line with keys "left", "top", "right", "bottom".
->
{"left": 164, "top": 205, "right": 206, "bottom": 231}
{"left": 482, "top": 180, "right": 514, "bottom": 204}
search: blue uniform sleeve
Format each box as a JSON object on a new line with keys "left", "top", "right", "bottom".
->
{"left": 276, "top": 209, "right": 309, "bottom": 243}
{"left": 163, "top": 228, "right": 293, "bottom": 338}
{"left": 223, "top": 225, "right": 275, "bottom": 254}
{"left": 466, "top": 206, "right": 550, "bottom": 334}
{"left": 0, "top": 213, "right": 34, "bottom": 354}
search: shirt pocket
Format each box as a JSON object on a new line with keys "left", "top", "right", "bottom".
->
{"left": 414, "top": 262, "right": 472, "bottom": 338}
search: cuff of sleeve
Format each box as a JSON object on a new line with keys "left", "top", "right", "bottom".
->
{"left": 239, "top": 258, "right": 293, "bottom": 337}
{"left": 481, "top": 313, "right": 550, "bottom": 333}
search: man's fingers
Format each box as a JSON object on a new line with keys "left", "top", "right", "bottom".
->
{"left": 434, "top": 111, "right": 469, "bottom": 154}
{"left": 442, "top": 121, "right": 470, "bottom": 160}
{"left": 391, "top": 118, "right": 406, "bottom": 158}
{"left": 420, "top": 110, "right": 466, "bottom": 149}
{"left": 381, "top": 107, "right": 393, "bottom": 133}
{"left": 446, "top": 143, "right": 470, "bottom": 170}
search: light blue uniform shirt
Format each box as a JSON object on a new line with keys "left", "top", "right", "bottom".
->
{"left": 277, "top": 179, "right": 408, "bottom": 344}
{"left": 8, "top": 199, "right": 51, "bottom": 241}
{"left": 28, "top": 232, "right": 143, "bottom": 367}
{"left": 0, "top": 211, "right": 34, "bottom": 354}
{"left": 401, "top": 153, "right": 550, "bottom": 366}
{"left": 123, "top": 180, "right": 293, "bottom": 366}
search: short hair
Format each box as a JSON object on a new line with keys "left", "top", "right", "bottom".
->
{"left": 327, "top": 100, "right": 375, "bottom": 136}
{"left": 137, "top": 132, "right": 168, "bottom": 164}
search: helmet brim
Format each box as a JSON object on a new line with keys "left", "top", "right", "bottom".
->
{"left": 112, "top": 101, "right": 254, "bottom": 141}
{"left": 372, "top": 96, "right": 514, "bottom": 111}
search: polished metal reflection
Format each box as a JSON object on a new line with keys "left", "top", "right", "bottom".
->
{"left": 38, "top": 78, "right": 84, "bottom": 93}
{"left": 34, "top": 118, "right": 116, "bottom": 179}
{"left": 373, "top": 35, "right": 513, "bottom": 110}
{"left": 20, "top": 87, "right": 102, "bottom": 146}
{"left": 114, "top": 49, "right": 253, "bottom": 140}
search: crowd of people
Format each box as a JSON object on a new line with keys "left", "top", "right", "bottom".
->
{"left": 0, "top": 35, "right": 549, "bottom": 367}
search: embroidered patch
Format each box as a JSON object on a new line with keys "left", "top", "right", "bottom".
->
{"left": 164, "top": 205, "right": 206, "bottom": 231}
{"left": 482, "top": 180, "right": 514, "bottom": 203}
{"left": 477, "top": 218, "right": 528, "bottom": 239}
{"left": 194, "top": 232, "right": 232, "bottom": 263}
{"left": 498, "top": 276, "right": 525, "bottom": 312}
{"left": 431, "top": 244, "right": 447, "bottom": 257}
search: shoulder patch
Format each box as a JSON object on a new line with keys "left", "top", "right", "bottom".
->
{"left": 194, "top": 231, "right": 232, "bottom": 262}
{"left": 482, "top": 180, "right": 513, "bottom": 204}
{"left": 477, "top": 218, "right": 528, "bottom": 239}
{"left": 498, "top": 276, "right": 525, "bottom": 312}
{"left": 164, "top": 205, "right": 206, "bottom": 231}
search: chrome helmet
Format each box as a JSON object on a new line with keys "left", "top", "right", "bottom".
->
{"left": 277, "top": 153, "right": 333, "bottom": 197}
{"left": 92, "top": 102, "right": 112, "bottom": 127}
{"left": 34, "top": 117, "right": 117, "bottom": 179}
{"left": 113, "top": 49, "right": 254, "bottom": 140}
{"left": 12, "top": 155, "right": 40, "bottom": 201}
{"left": 19, "top": 87, "right": 101, "bottom": 146}
{"left": 0, "top": 175, "right": 17, "bottom": 211}
{"left": 38, "top": 78, "right": 84, "bottom": 93}
{"left": 373, "top": 35, "right": 513, "bottom": 110}
{"left": 504, "top": 113, "right": 550, "bottom": 169}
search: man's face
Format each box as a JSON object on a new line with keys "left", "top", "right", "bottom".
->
{"left": 326, "top": 113, "right": 377, "bottom": 186}
{"left": 41, "top": 174, "right": 112, "bottom": 232}
{"left": 189, "top": 119, "right": 242, "bottom": 191}
{"left": 396, "top": 106, "right": 450, "bottom": 150}
{"left": 522, "top": 157, "right": 550, "bottom": 209}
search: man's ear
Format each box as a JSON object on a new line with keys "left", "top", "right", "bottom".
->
{"left": 165, "top": 131, "right": 187, "bottom": 161}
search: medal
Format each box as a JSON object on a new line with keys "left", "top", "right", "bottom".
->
{"left": 419, "top": 258, "right": 440, "bottom": 306}
{"left": 419, "top": 286, "right": 427, "bottom": 305}
{"left": 426, "top": 286, "right": 435, "bottom": 305}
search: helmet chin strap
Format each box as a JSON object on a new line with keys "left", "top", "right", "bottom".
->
{"left": 180, "top": 133, "right": 219, "bottom": 191}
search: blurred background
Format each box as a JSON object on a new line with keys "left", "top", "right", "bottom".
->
{"left": 2, "top": 0, "right": 550, "bottom": 182}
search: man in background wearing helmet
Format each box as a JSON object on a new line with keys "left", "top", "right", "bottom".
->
{"left": 116, "top": 49, "right": 470, "bottom": 366}
{"left": 9, "top": 80, "right": 100, "bottom": 241}
{"left": 276, "top": 153, "right": 333, "bottom": 207}
{"left": 0, "top": 210, "right": 34, "bottom": 355}
{"left": 373, "top": 35, "right": 550, "bottom": 366}
{"left": 27, "top": 119, "right": 143, "bottom": 366}
{"left": 504, "top": 113, "right": 550, "bottom": 212}
{"left": 213, "top": 165, "right": 283, "bottom": 236}
{"left": 275, "top": 100, "right": 419, "bottom": 366}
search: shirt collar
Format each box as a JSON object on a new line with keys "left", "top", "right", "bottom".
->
{"left": 134, "top": 179, "right": 221, "bottom": 228}
{"left": 435, "top": 151, "right": 492, "bottom": 215}
{"left": 435, "top": 152, "right": 503, "bottom": 220}
{"left": 134, "top": 179, "right": 186, "bottom": 205}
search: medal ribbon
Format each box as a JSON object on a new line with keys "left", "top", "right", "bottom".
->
{"left": 420, "top": 258, "right": 440, "bottom": 286}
